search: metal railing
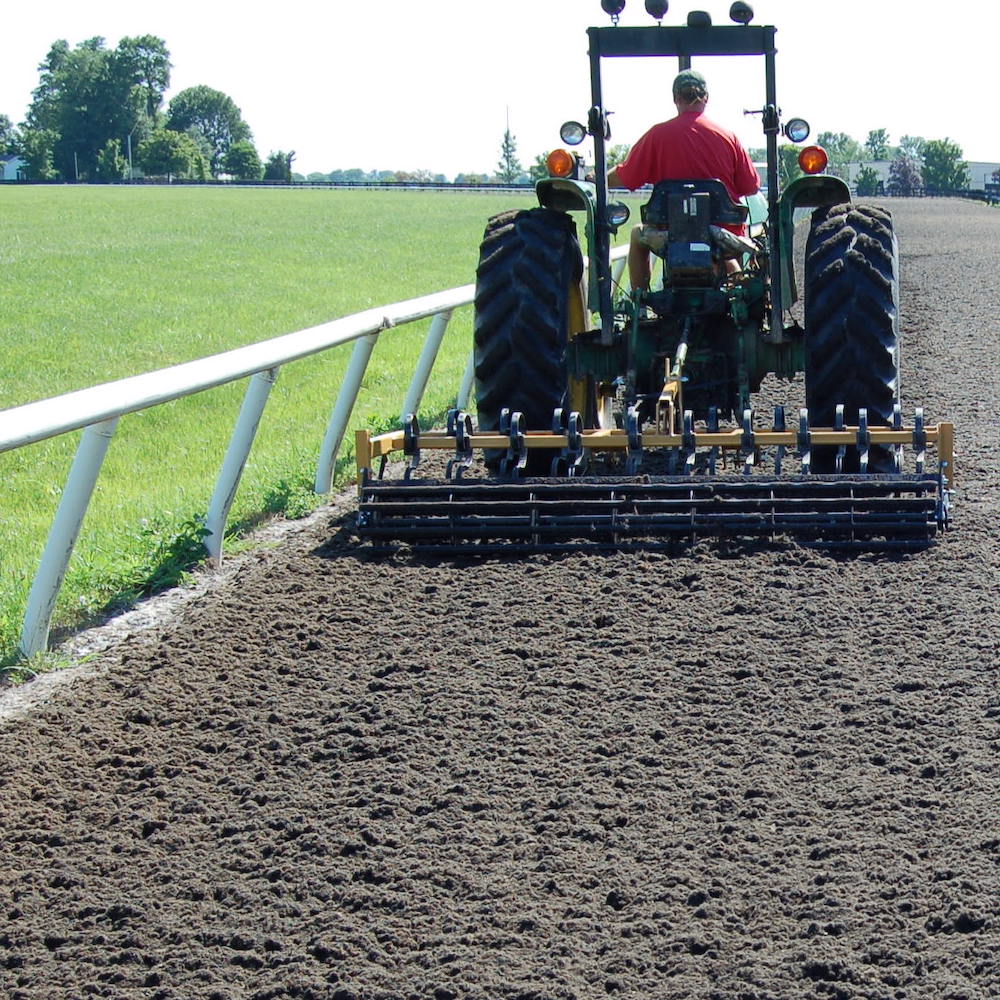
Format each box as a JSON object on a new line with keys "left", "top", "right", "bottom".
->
{"left": 1, "top": 251, "right": 628, "bottom": 659}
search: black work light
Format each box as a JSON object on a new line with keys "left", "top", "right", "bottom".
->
{"left": 729, "top": 2, "right": 754, "bottom": 24}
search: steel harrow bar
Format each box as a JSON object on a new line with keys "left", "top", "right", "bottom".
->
{"left": 354, "top": 406, "right": 953, "bottom": 552}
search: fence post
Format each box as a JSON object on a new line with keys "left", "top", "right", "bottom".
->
{"left": 400, "top": 310, "right": 453, "bottom": 421}
{"left": 204, "top": 366, "right": 280, "bottom": 564}
{"left": 457, "top": 350, "right": 476, "bottom": 412}
{"left": 19, "top": 417, "right": 119, "bottom": 658}
{"left": 314, "top": 332, "right": 379, "bottom": 494}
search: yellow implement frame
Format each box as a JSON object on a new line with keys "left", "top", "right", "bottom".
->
{"left": 357, "top": 419, "right": 955, "bottom": 484}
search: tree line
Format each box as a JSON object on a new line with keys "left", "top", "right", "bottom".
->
{"left": 0, "top": 36, "right": 294, "bottom": 182}
{"left": 0, "top": 41, "right": 980, "bottom": 193}
{"left": 750, "top": 128, "right": 974, "bottom": 196}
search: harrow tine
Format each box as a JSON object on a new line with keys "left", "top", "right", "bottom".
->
{"left": 773, "top": 405, "right": 786, "bottom": 476}
{"left": 893, "top": 404, "right": 904, "bottom": 473}
{"left": 682, "top": 410, "right": 697, "bottom": 474}
{"left": 626, "top": 404, "right": 643, "bottom": 474}
{"left": 914, "top": 407, "right": 926, "bottom": 474}
{"left": 798, "top": 408, "right": 811, "bottom": 474}
{"left": 551, "top": 409, "right": 586, "bottom": 477}
{"left": 499, "top": 411, "right": 527, "bottom": 480}
{"left": 835, "top": 405, "right": 846, "bottom": 473}
{"left": 403, "top": 413, "right": 421, "bottom": 481}
{"left": 551, "top": 407, "right": 567, "bottom": 476}
{"left": 858, "top": 408, "right": 870, "bottom": 475}
{"left": 741, "top": 408, "right": 755, "bottom": 476}
{"left": 707, "top": 406, "right": 720, "bottom": 475}
{"left": 446, "top": 409, "right": 474, "bottom": 480}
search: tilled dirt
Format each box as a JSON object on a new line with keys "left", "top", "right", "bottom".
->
{"left": 2, "top": 198, "right": 999, "bottom": 1000}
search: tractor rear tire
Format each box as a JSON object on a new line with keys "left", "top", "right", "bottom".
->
{"left": 473, "top": 208, "right": 584, "bottom": 473}
{"left": 803, "top": 202, "right": 900, "bottom": 473}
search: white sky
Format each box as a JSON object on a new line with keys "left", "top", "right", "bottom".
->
{"left": 2, "top": 1, "right": 996, "bottom": 182}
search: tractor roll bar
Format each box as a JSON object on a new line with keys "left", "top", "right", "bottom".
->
{"left": 586, "top": 24, "right": 781, "bottom": 342}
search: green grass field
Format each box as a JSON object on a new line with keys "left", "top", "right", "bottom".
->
{"left": 0, "top": 185, "right": 516, "bottom": 664}
{"left": 1, "top": 185, "right": 636, "bottom": 667}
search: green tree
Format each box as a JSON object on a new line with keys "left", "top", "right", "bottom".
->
{"left": 0, "top": 114, "right": 18, "bottom": 155}
{"left": 17, "top": 127, "right": 58, "bottom": 180}
{"left": 95, "top": 138, "right": 127, "bottom": 181}
{"left": 393, "top": 168, "right": 435, "bottom": 183}
{"left": 496, "top": 128, "right": 522, "bottom": 183}
{"left": 528, "top": 152, "right": 549, "bottom": 182}
{"left": 263, "top": 150, "right": 295, "bottom": 182}
{"left": 854, "top": 164, "right": 881, "bottom": 197}
{"left": 921, "top": 138, "right": 969, "bottom": 192}
{"left": 167, "top": 85, "right": 252, "bottom": 177}
{"left": 898, "top": 135, "right": 926, "bottom": 160}
{"left": 776, "top": 144, "right": 803, "bottom": 186}
{"left": 749, "top": 145, "right": 801, "bottom": 187}
{"left": 865, "top": 128, "right": 890, "bottom": 160}
{"left": 114, "top": 35, "right": 171, "bottom": 122}
{"left": 887, "top": 153, "right": 922, "bottom": 196}
{"left": 137, "top": 128, "right": 208, "bottom": 179}
{"left": 24, "top": 35, "right": 170, "bottom": 181}
{"left": 607, "top": 143, "right": 631, "bottom": 169}
{"left": 223, "top": 140, "right": 263, "bottom": 181}
{"left": 330, "top": 168, "right": 367, "bottom": 183}
{"left": 25, "top": 39, "right": 71, "bottom": 135}
{"left": 816, "top": 131, "right": 863, "bottom": 180}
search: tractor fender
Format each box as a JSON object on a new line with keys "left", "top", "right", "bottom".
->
{"left": 777, "top": 175, "right": 853, "bottom": 310}
{"left": 536, "top": 177, "right": 596, "bottom": 214}
{"left": 536, "top": 178, "right": 603, "bottom": 314}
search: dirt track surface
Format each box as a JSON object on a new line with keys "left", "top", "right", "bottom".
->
{"left": 2, "top": 199, "right": 999, "bottom": 1000}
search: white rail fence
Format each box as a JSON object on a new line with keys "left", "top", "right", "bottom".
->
{"left": 1, "top": 252, "right": 628, "bottom": 660}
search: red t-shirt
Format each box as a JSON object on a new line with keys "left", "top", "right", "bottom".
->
{"left": 615, "top": 109, "right": 760, "bottom": 208}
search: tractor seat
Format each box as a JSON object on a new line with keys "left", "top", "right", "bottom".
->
{"left": 640, "top": 179, "right": 752, "bottom": 285}
{"left": 640, "top": 178, "right": 749, "bottom": 228}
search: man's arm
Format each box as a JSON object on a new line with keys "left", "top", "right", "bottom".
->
{"left": 734, "top": 143, "right": 761, "bottom": 196}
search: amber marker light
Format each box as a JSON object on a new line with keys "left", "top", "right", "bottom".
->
{"left": 799, "top": 145, "right": 829, "bottom": 175}
{"left": 547, "top": 149, "right": 576, "bottom": 178}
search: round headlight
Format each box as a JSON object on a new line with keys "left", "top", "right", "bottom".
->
{"left": 784, "top": 118, "right": 810, "bottom": 143}
{"left": 560, "top": 121, "right": 587, "bottom": 147}
{"left": 798, "top": 145, "right": 828, "bottom": 175}
{"left": 607, "top": 201, "right": 631, "bottom": 228}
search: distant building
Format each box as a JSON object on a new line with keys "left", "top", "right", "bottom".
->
{"left": 0, "top": 155, "right": 24, "bottom": 181}
{"left": 964, "top": 162, "right": 1000, "bottom": 189}
{"left": 844, "top": 160, "right": 1000, "bottom": 194}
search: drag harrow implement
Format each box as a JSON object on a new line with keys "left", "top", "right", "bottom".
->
{"left": 355, "top": 407, "right": 953, "bottom": 553}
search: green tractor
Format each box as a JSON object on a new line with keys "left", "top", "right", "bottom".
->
{"left": 356, "top": 3, "right": 952, "bottom": 551}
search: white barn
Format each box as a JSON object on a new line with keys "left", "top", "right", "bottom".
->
{"left": 844, "top": 159, "right": 1000, "bottom": 194}
{"left": 0, "top": 155, "right": 24, "bottom": 181}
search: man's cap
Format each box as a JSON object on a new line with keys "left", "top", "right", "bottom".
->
{"left": 673, "top": 69, "right": 708, "bottom": 97}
